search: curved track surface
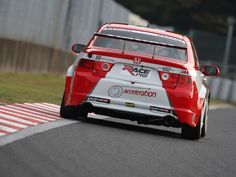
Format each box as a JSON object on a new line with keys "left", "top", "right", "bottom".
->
{"left": 0, "top": 108, "right": 236, "bottom": 177}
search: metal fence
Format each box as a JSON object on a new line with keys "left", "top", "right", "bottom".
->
{"left": 0, "top": 0, "right": 136, "bottom": 73}
{"left": 0, "top": 0, "right": 130, "bottom": 50}
{"left": 189, "top": 29, "right": 236, "bottom": 74}
{"left": 206, "top": 77, "right": 236, "bottom": 103}
{"left": 0, "top": 0, "right": 67, "bottom": 49}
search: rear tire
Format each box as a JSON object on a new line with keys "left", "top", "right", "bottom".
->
{"left": 181, "top": 121, "right": 201, "bottom": 140}
{"left": 60, "top": 94, "right": 79, "bottom": 119}
{"left": 77, "top": 107, "right": 88, "bottom": 121}
{"left": 181, "top": 111, "right": 202, "bottom": 140}
{"left": 201, "top": 99, "right": 209, "bottom": 137}
{"left": 181, "top": 98, "right": 208, "bottom": 140}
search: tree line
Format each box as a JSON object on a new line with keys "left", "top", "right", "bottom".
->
{"left": 115, "top": 0, "right": 236, "bottom": 35}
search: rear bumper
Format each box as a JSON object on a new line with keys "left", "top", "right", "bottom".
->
{"left": 90, "top": 104, "right": 181, "bottom": 127}
{"left": 77, "top": 100, "right": 196, "bottom": 128}
{"left": 66, "top": 76, "right": 201, "bottom": 127}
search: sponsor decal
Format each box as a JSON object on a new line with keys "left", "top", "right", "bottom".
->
{"left": 122, "top": 65, "right": 150, "bottom": 78}
{"left": 157, "top": 65, "right": 179, "bottom": 74}
{"left": 89, "top": 96, "right": 110, "bottom": 104}
{"left": 180, "top": 69, "right": 189, "bottom": 75}
{"left": 108, "top": 86, "right": 157, "bottom": 98}
{"left": 161, "top": 66, "right": 173, "bottom": 72}
{"left": 161, "top": 73, "right": 169, "bottom": 81}
{"left": 150, "top": 106, "right": 171, "bottom": 113}
{"left": 125, "top": 102, "right": 135, "bottom": 107}
{"left": 108, "top": 86, "right": 123, "bottom": 98}
{"left": 102, "top": 63, "right": 110, "bottom": 71}
{"left": 123, "top": 89, "right": 156, "bottom": 98}
{"left": 100, "top": 57, "right": 115, "bottom": 63}
{"left": 95, "top": 55, "right": 101, "bottom": 61}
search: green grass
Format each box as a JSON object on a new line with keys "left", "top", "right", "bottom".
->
{"left": 0, "top": 73, "right": 65, "bottom": 105}
{"left": 0, "top": 73, "right": 231, "bottom": 106}
{"left": 209, "top": 99, "right": 231, "bottom": 105}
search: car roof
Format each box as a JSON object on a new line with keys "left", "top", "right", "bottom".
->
{"left": 101, "top": 23, "right": 186, "bottom": 41}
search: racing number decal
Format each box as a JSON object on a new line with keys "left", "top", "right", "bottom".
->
{"left": 122, "top": 65, "right": 150, "bottom": 78}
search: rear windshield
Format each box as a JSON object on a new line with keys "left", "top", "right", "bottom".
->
{"left": 93, "top": 28, "right": 187, "bottom": 60}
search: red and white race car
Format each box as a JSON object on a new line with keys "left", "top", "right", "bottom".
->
{"left": 60, "top": 23, "right": 220, "bottom": 140}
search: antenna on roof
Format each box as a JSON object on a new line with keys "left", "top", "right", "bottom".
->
{"left": 147, "top": 23, "right": 151, "bottom": 27}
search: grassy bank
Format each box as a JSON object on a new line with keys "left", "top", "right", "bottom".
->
{"left": 209, "top": 99, "right": 231, "bottom": 105}
{"left": 0, "top": 72, "right": 229, "bottom": 106}
{"left": 0, "top": 73, "right": 65, "bottom": 105}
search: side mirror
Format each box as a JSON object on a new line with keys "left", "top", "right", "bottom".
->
{"left": 72, "top": 44, "right": 86, "bottom": 53}
{"left": 200, "top": 65, "right": 220, "bottom": 76}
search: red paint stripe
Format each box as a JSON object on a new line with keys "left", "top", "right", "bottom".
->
{"left": 0, "top": 110, "right": 42, "bottom": 124}
{"left": 42, "top": 103, "right": 60, "bottom": 109}
{"left": 2, "top": 106, "right": 59, "bottom": 121}
{"left": 15, "top": 104, "right": 59, "bottom": 117}
{"left": 6, "top": 105, "right": 60, "bottom": 119}
{"left": 0, "top": 129, "right": 10, "bottom": 135}
{"left": 0, "top": 107, "right": 52, "bottom": 121}
{"left": 23, "top": 103, "right": 60, "bottom": 113}
{"left": 0, "top": 116, "right": 31, "bottom": 126}
{"left": 29, "top": 104, "right": 59, "bottom": 114}
{"left": 34, "top": 103, "right": 59, "bottom": 111}
{"left": 0, "top": 122, "right": 22, "bottom": 130}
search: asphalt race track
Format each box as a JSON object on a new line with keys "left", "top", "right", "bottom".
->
{"left": 0, "top": 107, "right": 236, "bottom": 177}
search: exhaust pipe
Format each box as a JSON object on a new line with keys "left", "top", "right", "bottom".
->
{"left": 79, "top": 102, "right": 93, "bottom": 117}
{"left": 163, "top": 116, "right": 180, "bottom": 127}
{"left": 145, "top": 116, "right": 180, "bottom": 127}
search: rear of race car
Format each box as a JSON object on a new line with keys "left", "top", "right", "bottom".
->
{"left": 60, "top": 23, "right": 210, "bottom": 138}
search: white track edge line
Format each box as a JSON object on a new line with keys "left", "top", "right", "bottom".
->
{"left": 0, "top": 119, "right": 78, "bottom": 147}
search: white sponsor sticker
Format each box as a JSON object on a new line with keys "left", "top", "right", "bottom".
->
{"left": 121, "top": 65, "right": 151, "bottom": 78}
{"left": 108, "top": 86, "right": 157, "bottom": 98}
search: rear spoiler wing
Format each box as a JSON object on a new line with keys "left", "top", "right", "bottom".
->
{"left": 94, "top": 32, "right": 187, "bottom": 50}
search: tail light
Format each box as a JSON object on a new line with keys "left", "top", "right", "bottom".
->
{"left": 158, "top": 71, "right": 193, "bottom": 87}
{"left": 159, "top": 71, "right": 179, "bottom": 88}
{"left": 79, "top": 59, "right": 94, "bottom": 69}
{"left": 78, "top": 59, "right": 113, "bottom": 76}
{"left": 178, "top": 75, "right": 193, "bottom": 85}
{"left": 93, "top": 61, "right": 113, "bottom": 71}
{"left": 159, "top": 71, "right": 179, "bottom": 82}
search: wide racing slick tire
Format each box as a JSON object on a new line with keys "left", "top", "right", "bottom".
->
{"left": 201, "top": 99, "right": 209, "bottom": 137}
{"left": 77, "top": 108, "right": 88, "bottom": 121}
{"left": 181, "top": 98, "right": 209, "bottom": 140}
{"left": 60, "top": 94, "right": 79, "bottom": 119}
{"left": 77, "top": 103, "right": 92, "bottom": 121}
{"left": 181, "top": 114, "right": 202, "bottom": 140}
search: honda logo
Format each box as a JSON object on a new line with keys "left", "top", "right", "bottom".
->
{"left": 133, "top": 58, "right": 142, "bottom": 64}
